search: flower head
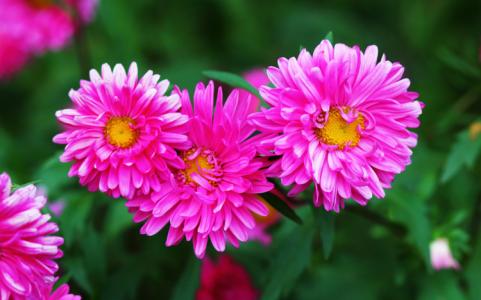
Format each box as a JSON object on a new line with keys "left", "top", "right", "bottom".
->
{"left": 126, "top": 82, "right": 273, "bottom": 258}
{"left": 0, "top": 172, "right": 64, "bottom": 299}
{"left": 196, "top": 255, "right": 259, "bottom": 300}
{"left": 0, "top": 0, "right": 74, "bottom": 78}
{"left": 430, "top": 238, "right": 460, "bottom": 271}
{"left": 250, "top": 40, "right": 423, "bottom": 211}
{"left": 54, "top": 62, "right": 190, "bottom": 199}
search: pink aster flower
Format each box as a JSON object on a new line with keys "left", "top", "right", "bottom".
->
{"left": 250, "top": 40, "right": 423, "bottom": 211}
{"left": 0, "top": 172, "right": 64, "bottom": 299}
{"left": 54, "top": 62, "right": 190, "bottom": 199}
{"left": 126, "top": 82, "right": 273, "bottom": 258}
{"left": 196, "top": 255, "right": 259, "bottom": 300}
{"left": 430, "top": 238, "right": 460, "bottom": 271}
{"left": 0, "top": 0, "right": 74, "bottom": 78}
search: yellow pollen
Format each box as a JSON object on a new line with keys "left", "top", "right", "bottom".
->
{"left": 182, "top": 150, "right": 214, "bottom": 185}
{"left": 104, "top": 117, "right": 138, "bottom": 148}
{"left": 315, "top": 108, "right": 365, "bottom": 149}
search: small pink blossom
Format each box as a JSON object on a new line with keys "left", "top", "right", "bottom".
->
{"left": 430, "top": 238, "right": 460, "bottom": 271}
{"left": 54, "top": 62, "right": 190, "bottom": 199}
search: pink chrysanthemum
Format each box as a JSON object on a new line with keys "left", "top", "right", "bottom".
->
{"left": 250, "top": 40, "right": 423, "bottom": 211}
{"left": 0, "top": 172, "right": 64, "bottom": 299}
{"left": 196, "top": 255, "right": 259, "bottom": 300}
{"left": 54, "top": 62, "right": 190, "bottom": 199}
{"left": 126, "top": 82, "right": 273, "bottom": 258}
{"left": 0, "top": 0, "right": 74, "bottom": 78}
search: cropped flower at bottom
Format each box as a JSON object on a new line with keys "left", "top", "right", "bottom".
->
{"left": 0, "top": 172, "right": 64, "bottom": 299}
{"left": 127, "top": 82, "right": 273, "bottom": 258}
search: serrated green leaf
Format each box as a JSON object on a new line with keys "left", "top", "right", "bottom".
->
{"left": 442, "top": 131, "right": 481, "bottom": 182}
{"left": 203, "top": 70, "right": 265, "bottom": 104}
{"left": 261, "top": 192, "right": 303, "bottom": 225}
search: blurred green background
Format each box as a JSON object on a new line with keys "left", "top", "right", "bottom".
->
{"left": 1, "top": 0, "right": 481, "bottom": 299}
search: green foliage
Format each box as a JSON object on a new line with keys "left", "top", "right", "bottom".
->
{"left": 1, "top": 0, "right": 481, "bottom": 299}
{"left": 442, "top": 131, "right": 481, "bottom": 182}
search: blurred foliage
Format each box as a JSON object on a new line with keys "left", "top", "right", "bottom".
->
{"left": 1, "top": 0, "right": 481, "bottom": 299}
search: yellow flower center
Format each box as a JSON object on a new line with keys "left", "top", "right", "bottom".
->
{"left": 181, "top": 149, "right": 215, "bottom": 185}
{"left": 104, "top": 117, "right": 138, "bottom": 148}
{"left": 315, "top": 108, "right": 365, "bottom": 149}
{"left": 27, "top": 0, "right": 52, "bottom": 8}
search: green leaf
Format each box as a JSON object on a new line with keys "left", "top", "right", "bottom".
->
{"left": 35, "top": 151, "right": 73, "bottom": 195}
{"left": 467, "top": 231, "right": 481, "bottom": 300}
{"left": 60, "top": 193, "right": 94, "bottom": 247}
{"left": 202, "top": 70, "right": 265, "bottom": 104}
{"left": 104, "top": 200, "right": 134, "bottom": 240}
{"left": 419, "top": 272, "right": 465, "bottom": 300}
{"left": 324, "top": 31, "right": 334, "bottom": 43}
{"left": 262, "top": 221, "right": 315, "bottom": 300}
{"left": 319, "top": 211, "right": 335, "bottom": 259}
{"left": 261, "top": 192, "right": 303, "bottom": 225}
{"left": 170, "top": 257, "right": 201, "bottom": 300}
{"left": 442, "top": 131, "right": 481, "bottom": 182}
{"left": 64, "top": 257, "right": 93, "bottom": 295}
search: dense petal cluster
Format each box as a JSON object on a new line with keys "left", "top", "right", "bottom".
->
{"left": 126, "top": 82, "right": 272, "bottom": 258}
{"left": 54, "top": 63, "right": 190, "bottom": 199}
{"left": 0, "top": 172, "right": 64, "bottom": 299}
{"left": 250, "top": 39, "right": 423, "bottom": 211}
{"left": 0, "top": 0, "right": 98, "bottom": 79}
{"left": 196, "top": 255, "right": 259, "bottom": 300}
